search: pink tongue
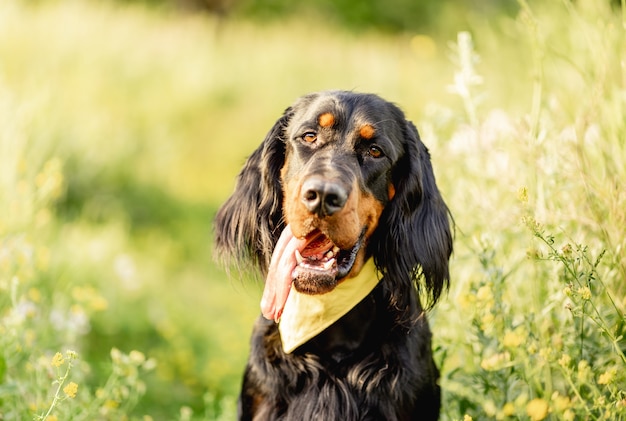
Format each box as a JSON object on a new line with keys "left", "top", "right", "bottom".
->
{"left": 260, "top": 225, "right": 305, "bottom": 321}
{"left": 301, "top": 232, "right": 333, "bottom": 258}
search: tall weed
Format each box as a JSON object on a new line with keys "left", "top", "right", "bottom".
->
{"left": 432, "top": 2, "right": 626, "bottom": 419}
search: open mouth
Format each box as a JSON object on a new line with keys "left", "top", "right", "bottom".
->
{"left": 291, "top": 228, "right": 365, "bottom": 294}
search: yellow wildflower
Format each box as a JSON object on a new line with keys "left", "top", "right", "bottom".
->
{"left": 51, "top": 352, "right": 64, "bottom": 368}
{"left": 456, "top": 292, "right": 474, "bottom": 310}
{"left": 522, "top": 215, "right": 542, "bottom": 233}
{"left": 558, "top": 353, "right": 571, "bottom": 368}
{"left": 35, "top": 208, "right": 52, "bottom": 228}
{"left": 180, "top": 406, "right": 193, "bottom": 420}
{"left": 563, "top": 409, "right": 575, "bottom": 421}
{"left": 476, "top": 285, "right": 493, "bottom": 303}
{"left": 480, "top": 312, "right": 495, "bottom": 333}
{"left": 410, "top": 35, "right": 437, "bottom": 60}
{"left": 72, "top": 286, "right": 109, "bottom": 311}
{"left": 552, "top": 334, "right": 563, "bottom": 351}
{"left": 539, "top": 347, "right": 553, "bottom": 362}
{"left": 483, "top": 400, "right": 497, "bottom": 417}
{"left": 517, "top": 186, "right": 529, "bottom": 203}
{"left": 502, "top": 402, "right": 515, "bottom": 416}
{"left": 129, "top": 350, "right": 146, "bottom": 365}
{"left": 598, "top": 368, "right": 616, "bottom": 385}
{"left": 46, "top": 416, "right": 58, "bottom": 421}
{"left": 562, "top": 285, "right": 572, "bottom": 297}
{"left": 551, "top": 392, "right": 571, "bottom": 412}
{"left": 480, "top": 352, "right": 510, "bottom": 371}
{"left": 36, "top": 247, "right": 51, "bottom": 271}
{"left": 24, "top": 329, "right": 36, "bottom": 347}
{"left": 90, "top": 295, "right": 109, "bottom": 311}
{"left": 515, "top": 393, "right": 529, "bottom": 407}
{"left": 28, "top": 288, "right": 42, "bottom": 303}
{"left": 463, "top": 415, "right": 473, "bottom": 421}
{"left": 577, "top": 360, "right": 591, "bottom": 382}
{"left": 143, "top": 358, "right": 157, "bottom": 371}
{"left": 561, "top": 243, "right": 573, "bottom": 256}
{"left": 110, "top": 347, "right": 123, "bottom": 364}
{"left": 526, "top": 398, "right": 549, "bottom": 421}
{"left": 35, "top": 158, "right": 64, "bottom": 200}
{"left": 63, "top": 382, "right": 78, "bottom": 398}
{"left": 502, "top": 329, "right": 524, "bottom": 348}
{"left": 577, "top": 286, "right": 591, "bottom": 300}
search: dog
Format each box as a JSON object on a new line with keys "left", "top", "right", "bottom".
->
{"left": 214, "top": 90, "right": 452, "bottom": 420}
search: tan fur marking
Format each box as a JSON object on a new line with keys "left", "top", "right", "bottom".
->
{"left": 318, "top": 112, "right": 335, "bottom": 128}
{"left": 359, "top": 124, "right": 376, "bottom": 140}
{"left": 346, "top": 190, "right": 384, "bottom": 278}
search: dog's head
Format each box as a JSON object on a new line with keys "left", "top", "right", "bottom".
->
{"left": 215, "top": 91, "right": 452, "bottom": 315}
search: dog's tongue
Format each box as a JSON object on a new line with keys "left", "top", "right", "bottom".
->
{"left": 260, "top": 225, "right": 305, "bottom": 321}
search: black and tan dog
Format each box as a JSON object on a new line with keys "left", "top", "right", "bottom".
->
{"left": 215, "top": 91, "right": 452, "bottom": 420}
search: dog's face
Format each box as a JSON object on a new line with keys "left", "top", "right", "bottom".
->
{"left": 215, "top": 90, "right": 452, "bottom": 318}
{"left": 280, "top": 92, "right": 404, "bottom": 294}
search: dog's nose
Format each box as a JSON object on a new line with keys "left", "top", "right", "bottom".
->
{"left": 301, "top": 178, "right": 348, "bottom": 217}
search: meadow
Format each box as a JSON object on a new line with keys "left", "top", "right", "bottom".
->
{"left": 0, "top": 0, "right": 624, "bottom": 419}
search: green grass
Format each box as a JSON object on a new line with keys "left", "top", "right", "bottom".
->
{"left": 1, "top": 0, "right": 625, "bottom": 419}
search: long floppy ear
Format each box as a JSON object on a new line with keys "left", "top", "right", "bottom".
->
{"left": 372, "top": 120, "right": 452, "bottom": 314}
{"left": 214, "top": 108, "right": 292, "bottom": 275}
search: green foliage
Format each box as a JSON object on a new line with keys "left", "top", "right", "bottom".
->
{"left": 236, "top": 0, "right": 445, "bottom": 32}
{"left": 119, "top": 0, "right": 518, "bottom": 33}
{"left": 429, "top": 2, "right": 626, "bottom": 418}
{"left": 1, "top": 0, "right": 624, "bottom": 419}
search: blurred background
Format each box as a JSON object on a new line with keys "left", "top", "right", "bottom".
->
{"left": 1, "top": 0, "right": 625, "bottom": 420}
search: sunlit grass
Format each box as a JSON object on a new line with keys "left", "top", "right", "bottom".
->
{"left": 1, "top": 0, "right": 624, "bottom": 419}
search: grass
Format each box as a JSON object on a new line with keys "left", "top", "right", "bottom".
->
{"left": 0, "top": 0, "right": 624, "bottom": 419}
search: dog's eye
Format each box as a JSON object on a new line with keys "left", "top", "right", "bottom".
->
{"left": 302, "top": 132, "right": 318, "bottom": 143}
{"left": 368, "top": 145, "right": 384, "bottom": 158}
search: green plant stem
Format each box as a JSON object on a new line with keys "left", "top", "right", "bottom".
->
{"left": 82, "top": 371, "right": 121, "bottom": 419}
{"left": 532, "top": 231, "right": 626, "bottom": 365}
{"left": 517, "top": 0, "right": 544, "bottom": 142}
{"left": 585, "top": 313, "right": 626, "bottom": 365}
{"left": 559, "top": 365, "right": 597, "bottom": 420}
{"left": 37, "top": 362, "right": 72, "bottom": 421}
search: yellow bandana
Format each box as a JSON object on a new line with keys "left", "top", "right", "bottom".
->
{"left": 278, "top": 259, "right": 380, "bottom": 354}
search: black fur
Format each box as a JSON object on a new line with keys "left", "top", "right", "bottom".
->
{"left": 214, "top": 91, "right": 452, "bottom": 420}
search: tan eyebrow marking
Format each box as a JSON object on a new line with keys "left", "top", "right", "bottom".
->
{"left": 359, "top": 124, "right": 376, "bottom": 140}
{"left": 318, "top": 112, "right": 335, "bottom": 128}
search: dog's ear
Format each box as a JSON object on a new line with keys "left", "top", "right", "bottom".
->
{"left": 372, "top": 120, "right": 452, "bottom": 312}
{"left": 214, "top": 108, "right": 292, "bottom": 275}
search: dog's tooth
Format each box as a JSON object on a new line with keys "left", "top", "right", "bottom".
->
{"left": 325, "top": 250, "right": 334, "bottom": 259}
{"left": 295, "top": 249, "right": 303, "bottom": 265}
{"left": 322, "top": 258, "right": 335, "bottom": 270}
{"left": 332, "top": 246, "right": 340, "bottom": 254}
